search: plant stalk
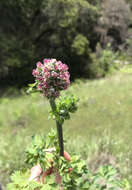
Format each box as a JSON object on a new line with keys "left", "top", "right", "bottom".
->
{"left": 49, "top": 98, "right": 64, "bottom": 156}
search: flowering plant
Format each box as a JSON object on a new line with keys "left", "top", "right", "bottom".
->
{"left": 32, "top": 59, "right": 70, "bottom": 99}
{"left": 7, "top": 58, "right": 129, "bottom": 190}
{"left": 31, "top": 58, "right": 73, "bottom": 157}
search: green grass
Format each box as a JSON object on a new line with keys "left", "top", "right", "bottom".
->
{"left": 1, "top": 69, "right": 132, "bottom": 189}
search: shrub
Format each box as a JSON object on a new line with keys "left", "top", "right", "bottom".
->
{"left": 88, "top": 44, "right": 119, "bottom": 78}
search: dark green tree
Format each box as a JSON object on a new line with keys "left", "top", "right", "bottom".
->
{"left": 0, "top": 0, "right": 99, "bottom": 86}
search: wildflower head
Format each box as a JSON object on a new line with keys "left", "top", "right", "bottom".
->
{"left": 32, "top": 59, "right": 70, "bottom": 98}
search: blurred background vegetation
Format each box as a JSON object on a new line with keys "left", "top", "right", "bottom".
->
{"left": 1, "top": 0, "right": 132, "bottom": 189}
{"left": 1, "top": 0, "right": 132, "bottom": 87}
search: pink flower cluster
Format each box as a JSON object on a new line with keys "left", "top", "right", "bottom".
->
{"left": 32, "top": 59, "right": 70, "bottom": 98}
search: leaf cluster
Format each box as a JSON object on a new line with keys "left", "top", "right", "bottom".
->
{"left": 89, "top": 44, "right": 119, "bottom": 78}
{"left": 25, "top": 129, "right": 58, "bottom": 170}
{"left": 80, "top": 165, "right": 130, "bottom": 190}
{"left": 7, "top": 129, "right": 89, "bottom": 190}
{"left": 26, "top": 81, "right": 39, "bottom": 94}
{"left": 7, "top": 129, "right": 130, "bottom": 190}
{"left": 49, "top": 95, "right": 79, "bottom": 124}
{"left": 7, "top": 170, "right": 59, "bottom": 190}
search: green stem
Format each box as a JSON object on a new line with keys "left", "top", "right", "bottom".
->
{"left": 49, "top": 98, "right": 64, "bottom": 156}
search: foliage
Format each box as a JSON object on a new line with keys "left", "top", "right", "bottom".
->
{"left": 49, "top": 95, "right": 79, "bottom": 124}
{"left": 81, "top": 165, "right": 130, "bottom": 190}
{"left": 1, "top": 0, "right": 132, "bottom": 85}
{"left": 7, "top": 130, "right": 129, "bottom": 190}
{"left": 7, "top": 130, "right": 89, "bottom": 190}
{"left": 120, "top": 65, "right": 132, "bottom": 74}
{"left": 25, "top": 130, "right": 58, "bottom": 169}
{"left": 7, "top": 165, "right": 130, "bottom": 190}
{"left": 72, "top": 34, "right": 90, "bottom": 56}
{"left": 88, "top": 44, "right": 119, "bottom": 77}
{"left": 0, "top": 0, "right": 99, "bottom": 85}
